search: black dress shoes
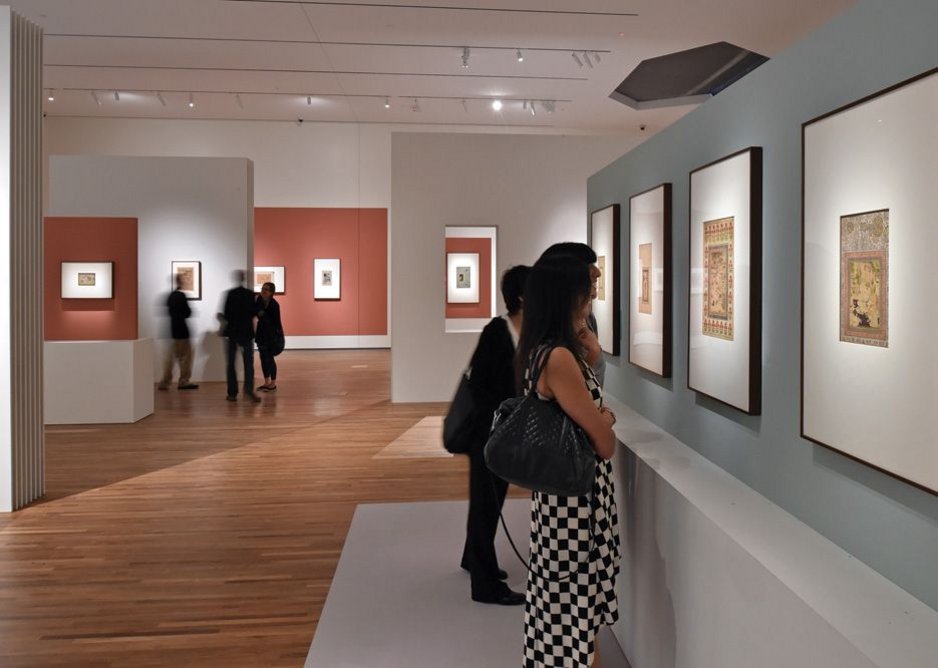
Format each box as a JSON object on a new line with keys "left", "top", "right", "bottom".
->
{"left": 472, "top": 586, "right": 525, "bottom": 606}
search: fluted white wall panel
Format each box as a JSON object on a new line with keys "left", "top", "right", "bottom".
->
{"left": 0, "top": 7, "right": 43, "bottom": 512}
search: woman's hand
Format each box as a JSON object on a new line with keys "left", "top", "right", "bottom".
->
{"left": 577, "top": 324, "right": 602, "bottom": 368}
{"left": 599, "top": 406, "right": 616, "bottom": 427}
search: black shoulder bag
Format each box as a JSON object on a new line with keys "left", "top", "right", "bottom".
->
{"left": 442, "top": 368, "right": 475, "bottom": 454}
{"left": 483, "top": 346, "right": 596, "bottom": 496}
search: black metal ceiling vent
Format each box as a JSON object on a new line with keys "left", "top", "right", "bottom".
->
{"left": 610, "top": 41, "right": 768, "bottom": 110}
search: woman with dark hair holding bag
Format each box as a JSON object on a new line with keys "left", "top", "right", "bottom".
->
{"left": 516, "top": 255, "right": 619, "bottom": 668}
{"left": 255, "top": 282, "right": 284, "bottom": 392}
{"left": 460, "top": 264, "right": 530, "bottom": 606}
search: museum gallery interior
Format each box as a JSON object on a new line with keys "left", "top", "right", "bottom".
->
{"left": 0, "top": 0, "right": 936, "bottom": 666}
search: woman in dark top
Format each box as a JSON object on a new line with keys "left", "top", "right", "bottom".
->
{"left": 255, "top": 281, "right": 284, "bottom": 391}
{"left": 460, "top": 264, "right": 530, "bottom": 606}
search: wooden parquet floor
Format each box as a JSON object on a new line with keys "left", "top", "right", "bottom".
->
{"left": 0, "top": 350, "right": 472, "bottom": 667}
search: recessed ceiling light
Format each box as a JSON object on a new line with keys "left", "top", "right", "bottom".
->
{"left": 384, "top": 97, "right": 390, "bottom": 109}
{"left": 188, "top": 93, "right": 195, "bottom": 108}
{"left": 491, "top": 99, "right": 503, "bottom": 111}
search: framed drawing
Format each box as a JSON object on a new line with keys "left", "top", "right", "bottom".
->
{"left": 254, "top": 266, "right": 286, "bottom": 294}
{"left": 171, "top": 261, "right": 202, "bottom": 300}
{"left": 629, "top": 183, "right": 672, "bottom": 377}
{"left": 688, "top": 147, "right": 762, "bottom": 414}
{"left": 313, "top": 258, "right": 341, "bottom": 300}
{"left": 446, "top": 252, "right": 480, "bottom": 304}
{"left": 61, "top": 261, "right": 114, "bottom": 299}
{"left": 589, "top": 204, "right": 620, "bottom": 356}
{"left": 803, "top": 67, "right": 938, "bottom": 494}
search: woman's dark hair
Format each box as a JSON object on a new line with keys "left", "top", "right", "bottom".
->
{"left": 262, "top": 282, "right": 276, "bottom": 293}
{"left": 539, "top": 241, "right": 597, "bottom": 265}
{"left": 501, "top": 265, "right": 530, "bottom": 315}
{"left": 516, "top": 255, "right": 592, "bottom": 385}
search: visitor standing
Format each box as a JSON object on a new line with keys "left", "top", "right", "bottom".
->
{"left": 221, "top": 270, "right": 261, "bottom": 403}
{"left": 255, "top": 281, "right": 284, "bottom": 392}
{"left": 158, "top": 274, "right": 199, "bottom": 391}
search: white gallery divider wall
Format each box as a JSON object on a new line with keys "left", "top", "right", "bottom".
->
{"left": 0, "top": 7, "right": 43, "bottom": 512}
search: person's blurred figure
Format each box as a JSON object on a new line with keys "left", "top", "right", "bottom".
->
{"left": 221, "top": 270, "right": 261, "bottom": 403}
{"left": 158, "top": 273, "right": 199, "bottom": 391}
{"left": 255, "top": 281, "right": 284, "bottom": 392}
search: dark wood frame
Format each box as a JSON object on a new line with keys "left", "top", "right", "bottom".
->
{"left": 62, "top": 260, "right": 115, "bottom": 299}
{"left": 627, "top": 183, "right": 673, "bottom": 377}
{"left": 171, "top": 260, "right": 202, "bottom": 301}
{"left": 588, "top": 203, "right": 621, "bottom": 356}
{"left": 313, "top": 258, "right": 341, "bottom": 301}
{"left": 801, "top": 67, "right": 938, "bottom": 497}
{"left": 687, "top": 147, "right": 762, "bottom": 415}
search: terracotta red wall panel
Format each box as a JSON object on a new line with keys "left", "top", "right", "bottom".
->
{"left": 44, "top": 217, "right": 138, "bottom": 341}
{"left": 254, "top": 208, "right": 388, "bottom": 337}
{"left": 445, "top": 237, "right": 493, "bottom": 319}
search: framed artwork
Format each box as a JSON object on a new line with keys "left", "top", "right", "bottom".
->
{"left": 171, "top": 261, "right": 202, "bottom": 300}
{"left": 446, "top": 252, "right": 480, "bottom": 304}
{"left": 61, "top": 261, "right": 113, "bottom": 299}
{"left": 254, "top": 266, "right": 286, "bottom": 294}
{"left": 803, "top": 67, "right": 938, "bottom": 494}
{"left": 589, "top": 204, "right": 621, "bottom": 356}
{"left": 314, "top": 258, "right": 341, "bottom": 300}
{"left": 629, "top": 183, "right": 672, "bottom": 377}
{"left": 688, "top": 147, "right": 762, "bottom": 414}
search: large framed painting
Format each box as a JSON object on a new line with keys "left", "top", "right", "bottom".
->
{"left": 313, "top": 258, "right": 341, "bottom": 300}
{"left": 629, "top": 183, "right": 672, "bottom": 377}
{"left": 61, "top": 261, "right": 114, "bottom": 299}
{"left": 446, "top": 252, "right": 480, "bottom": 304}
{"left": 254, "top": 266, "right": 286, "bottom": 294}
{"left": 171, "top": 261, "right": 202, "bottom": 300}
{"left": 589, "top": 204, "right": 620, "bottom": 356}
{"left": 688, "top": 147, "right": 762, "bottom": 414}
{"left": 803, "top": 67, "right": 938, "bottom": 494}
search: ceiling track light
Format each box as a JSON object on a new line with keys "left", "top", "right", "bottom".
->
{"left": 583, "top": 51, "right": 594, "bottom": 69}
{"left": 530, "top": 101, "right": 536, "bottom": 117}
{"left": 411, "top": 97, "right": 421, "bottom": 112}
{"left": 113, "top": 90, "right": 120, "bottom": 102}
{"left": 522, "top": 100, "right": 527, "bottom": 110}
{"left": 306, "top": 95, "right": 312, "bottom": 106}
{"left": 91, "top": 91, "right": 101, "bottom": 107}
{"left": 156, "top": 92, "right": 166, "bottom": 107}
{"left": 592, "top": 51, "right": 601, "bottom": 63}
{"left": 491, "top": 99, "right": 503, "bottom": 111}
{"left": 516, "top": 48, "right": 524, "bottom": 63}
{"left": 571, "top": 51, "right": 583, "bottom": 68}
{"left": 384, "top": 96, "right": 390, "bottom": 109}
{"left": 461, "top": 46, "right": 470, "bottom": 69}
{"left": 46, "top": 89, "right": 54, "bottom": 102}
{"left": 461, "top": 98, "right": 468, "bottom": 112}
{"left": 235, "top": 93, "right": 244, "bottom": 109}
{"left": 188, "top": 92, "right": 195, "bottom": 108}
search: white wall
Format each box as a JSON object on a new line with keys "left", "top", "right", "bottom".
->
{"left": 47, "top": 155, "right": 254, "bottom": 382}
{"left": 390, "top": 133, "right": 632, "bottom": 402}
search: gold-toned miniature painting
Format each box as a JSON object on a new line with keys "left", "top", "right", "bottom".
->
{"left": 596, "top": 255, "right": 606, "bottom": 300}
{"left": 840, "top": 209, "right": 888, "bottom": 347}
{"left": 702, "top": 216, "right": 734, "bottom": 340}
{"left": 638, "top": 243, "right": 652, "bottom": 314}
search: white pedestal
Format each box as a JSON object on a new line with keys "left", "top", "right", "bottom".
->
{"left": 44, "top": 339, "right": 155, "bottom": 424}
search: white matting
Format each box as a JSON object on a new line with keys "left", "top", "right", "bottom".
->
{"left": 306, "top": 499, "right": 629, "bottom": 668}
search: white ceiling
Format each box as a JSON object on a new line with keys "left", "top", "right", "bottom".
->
{"left": 12, "top": 0, "right": 854, "bottom": 132}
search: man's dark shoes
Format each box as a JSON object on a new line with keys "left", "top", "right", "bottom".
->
{"left": 226, "top": 395, "right": 237, "bottom": 402}
{"left": 178, "top": 384, "right": 199, "bottom": 390}
{"left": 461, "top": 563, "right": 507, "bottom": 580}
{"left": 472, "top": 585, "right": 525, "bottom": 606}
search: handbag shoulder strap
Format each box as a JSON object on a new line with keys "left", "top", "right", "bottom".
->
{"left": 527, "top": 344, "right": 557, "bottom": 391}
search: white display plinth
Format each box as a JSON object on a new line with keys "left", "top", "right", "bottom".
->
{"left": 44, "top": 339, "right": 154, "bottom": 424}
{"left": 605, "top": 395, "right": 938, "bottom": 668}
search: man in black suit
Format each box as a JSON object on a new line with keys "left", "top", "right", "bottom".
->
{"left": 158, "top": 274, "right": 199, "bottom": 391}
{"left": 222, "top": 270, "right": 261, "bottom": 403}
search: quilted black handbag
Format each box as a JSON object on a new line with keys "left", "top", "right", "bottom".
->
{"left": 484, "top": 346, "right": 596, "bottom": 496}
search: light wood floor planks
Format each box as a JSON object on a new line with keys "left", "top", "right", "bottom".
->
{"left": 0, "top": 350, "right": 478, "bottom": 667}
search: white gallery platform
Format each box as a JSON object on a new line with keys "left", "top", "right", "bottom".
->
{"left": 43, "top": 338, "right": 155, "bottom": 424}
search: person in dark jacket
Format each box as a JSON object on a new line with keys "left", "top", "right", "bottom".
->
{"left": 255, "top": 281, "right": 283, "bottom": 392}
{"left": 222, "top": 270, "right": 261, "bottom": 403}
{"left": 158, "top": 274, "right": 199, "bottom": 391}
{"left": 460, "top": 264, "right": 530, "bottom": 606}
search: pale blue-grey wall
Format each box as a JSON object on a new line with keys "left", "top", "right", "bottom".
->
{"left": 590, "top": 0, "right": 938, "bottom": 609}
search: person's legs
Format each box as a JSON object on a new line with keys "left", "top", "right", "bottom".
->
{"left": 225, "top": 337, "right": 238, "bottom": 398}
{"left": 592, "top": 647, "right": 602, "bottom": 668}
{"left": 177, "top": 339, "right": 193, "bottom": 386}
{"left": 466, "top": 448, "right": 511, "bottom": 601}
{"left": 258, "top": 347, "right": 275, "bottom": 387}
{"left": 159, "top": 341, "right": 176, "bottom": 389}
{"left": 240, "top": 340, "right": 256, "bottom": 398}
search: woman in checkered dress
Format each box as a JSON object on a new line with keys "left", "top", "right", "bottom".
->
{"left": 516, "top": 256, "right": 620, "bottom": 668}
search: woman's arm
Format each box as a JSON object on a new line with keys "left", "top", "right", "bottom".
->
{"left": 537, "top": 347, "right": 616, "bottom": 460}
